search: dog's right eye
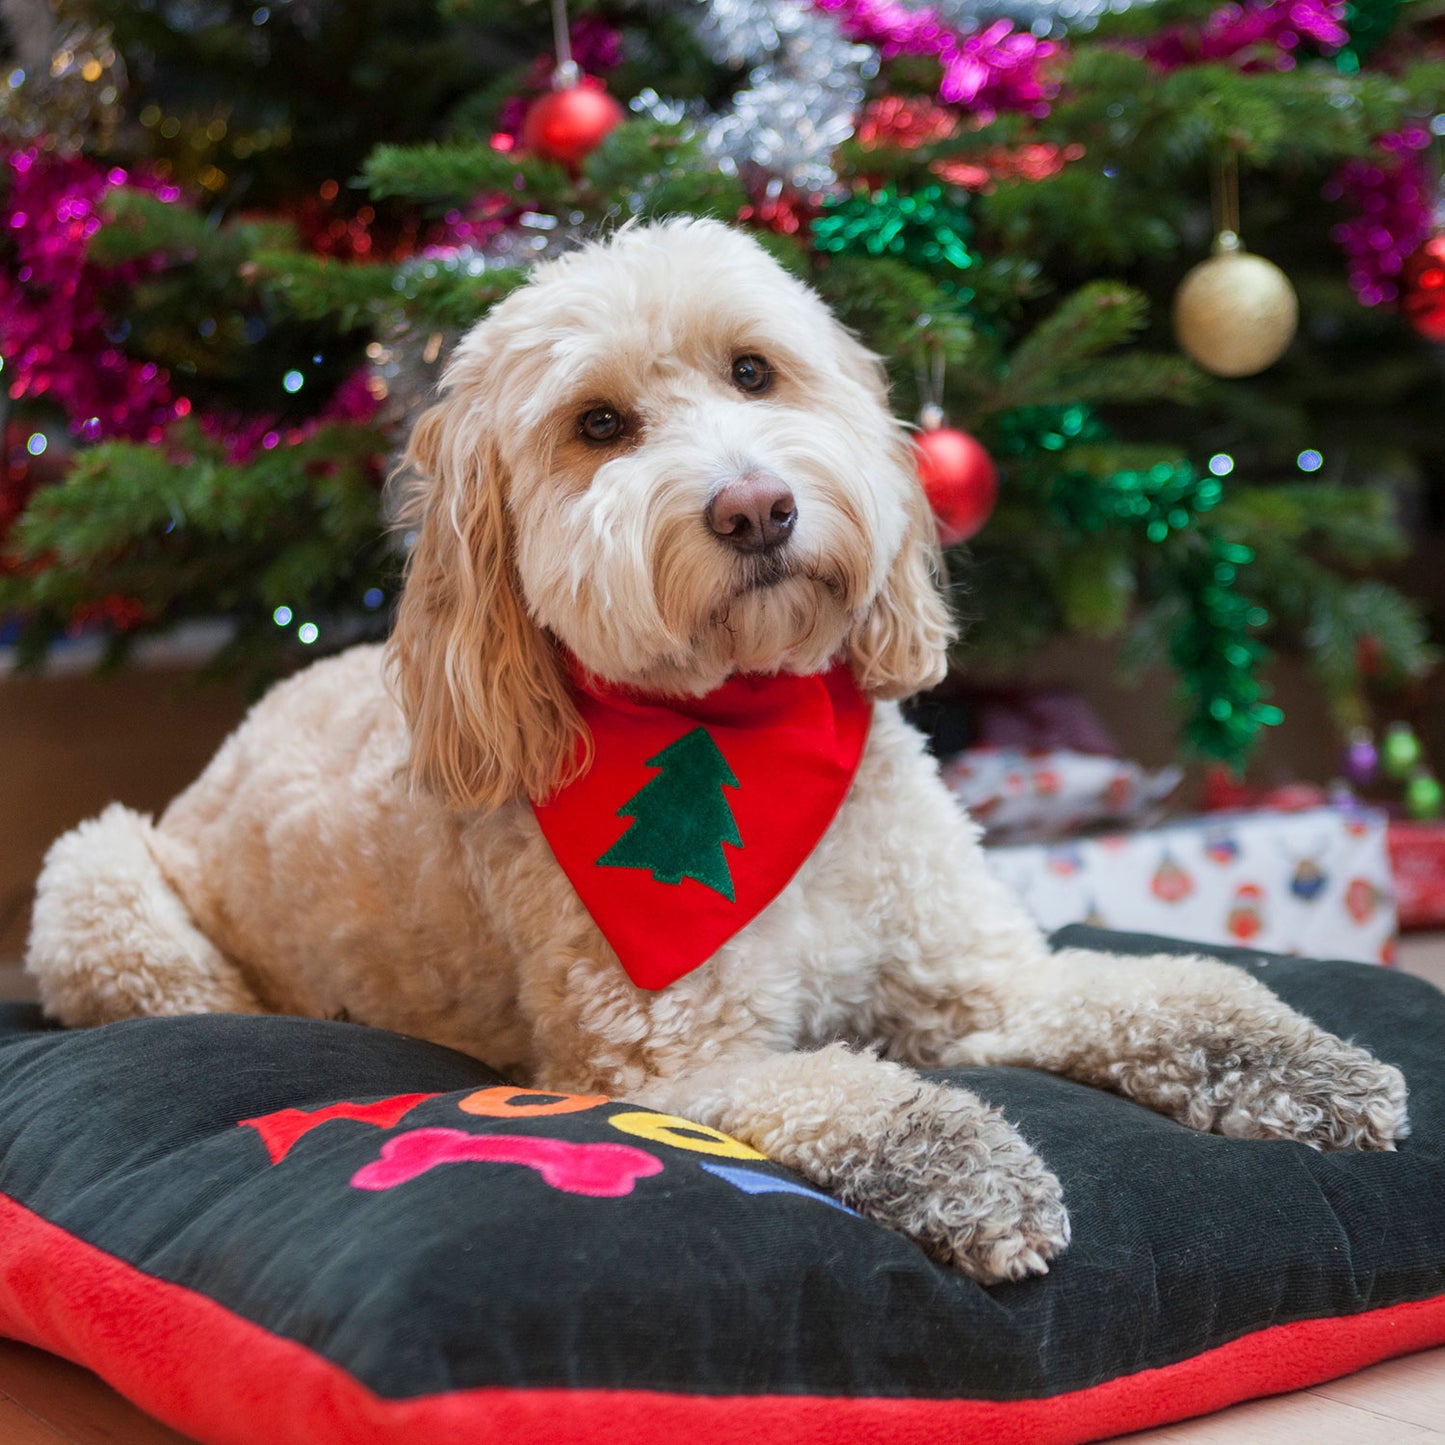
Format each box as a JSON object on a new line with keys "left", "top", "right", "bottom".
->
{"left": 580, "top": 407, "right": 625, "bottom": 444}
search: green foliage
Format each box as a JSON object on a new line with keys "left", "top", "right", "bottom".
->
{"left": 364, "top": 141, "right": 567, "bottom": 204}
{"left": 0, "top": 421, "right": 392, "bottom": 677}
{"left": 91, "top": 191, "right": 292, "bottom": 269}
{"left": 583, "top": 121, "right": 749, "bottom": 219}
{"left": 810, "top": 253, "right": 978, "bottom": 379}
{"left": 254, "top": 249, "right": 528, "bottom": 330}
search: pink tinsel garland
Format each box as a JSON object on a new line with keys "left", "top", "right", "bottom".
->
{"left": 0, "top": 148, "right": 184, "bottom": 442}
{"left": 1324, "top": 126, "right": 1436, "bottom": 308}
{"left": 813, "top": 0, "right": 1058, "bottom": 121}
{"left": 1, "top": 145, "right": 383, "bottom": 461}
{"left": 1143, "top": 0, "right": 1348, "bottom": 70}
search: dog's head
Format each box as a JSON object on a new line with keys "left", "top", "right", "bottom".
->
{"left": 389, "top": 217, "right": 955, "bottom": 810}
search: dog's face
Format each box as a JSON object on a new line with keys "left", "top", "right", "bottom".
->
{"left": 390, "top": 218, "right": 954, "bottom": 809}
{"left": 484, "top": 223, "right": 915, "bottom": 692}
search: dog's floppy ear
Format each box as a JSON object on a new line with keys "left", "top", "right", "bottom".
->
{"left": 830, "top": 336, "right": 957, "bottom": 699}
{"left": 387, "top": 399, "right": 585, "bottom": 811}
{"left": 847, "top": 446, "right": 956, "bottom": 698}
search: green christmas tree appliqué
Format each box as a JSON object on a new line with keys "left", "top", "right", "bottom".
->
{"left": 597, "top": 726, "right": 742, "bottom": 900}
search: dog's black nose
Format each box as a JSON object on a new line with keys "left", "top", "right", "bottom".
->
{"left": 706, "top": 476, "right": 797, "bottom": 552}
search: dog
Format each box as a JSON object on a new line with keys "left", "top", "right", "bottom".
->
{"left": 28, "top": 218, "right": 1408, "bottom": 1284}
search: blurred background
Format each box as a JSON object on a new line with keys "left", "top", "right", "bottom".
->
{"left": 2, "top": 0, "right": 1444, "bottom": 967}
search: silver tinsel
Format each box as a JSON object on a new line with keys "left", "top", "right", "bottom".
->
{"left": 633, "top": 0, "right": 875, "bottom": 194}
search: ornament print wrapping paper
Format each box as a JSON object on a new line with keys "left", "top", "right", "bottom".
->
{"left": 984, "top": 805, "right": 1397, "bottom": 965}
{"left": 940, "top": 746, "right": 1183, "bottom": 845}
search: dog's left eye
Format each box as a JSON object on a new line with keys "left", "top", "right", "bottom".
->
{"left": 579, "top": 406, "right": 625, "bottom": 443}
{"left": 731, "top": 355, "right": 773, "bottom": 395}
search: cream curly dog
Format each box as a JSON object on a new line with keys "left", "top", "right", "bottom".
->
{"left": 28, "top": 218, "right": 1407, "bottom": 1284}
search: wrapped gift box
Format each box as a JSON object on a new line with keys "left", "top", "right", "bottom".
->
{"left": 984, "top": 805, "right": 1396, "bottom": 965}
{"left": 1387, "top": 822, "right": 1445, "bottom": 931}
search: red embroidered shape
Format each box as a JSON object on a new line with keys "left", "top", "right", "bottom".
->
{"left": 531, "top": 665, "right": 872, "bottom": 991}
{"left": 349, "top": 1128, "right": 664, "bottom": 1198}
{"left": 240, "top": 1093, "right": 440, "bottom": 1165}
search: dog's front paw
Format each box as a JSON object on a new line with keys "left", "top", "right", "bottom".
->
{"left": 1213, "top": 1035, "right": 1409, "bottom": 1152}
{"left": 833, "top": 1083, "right": 1071, "bottom": 1284}
{"left": 1118, "top": 1019, "right": 1410, "bottom": 1153}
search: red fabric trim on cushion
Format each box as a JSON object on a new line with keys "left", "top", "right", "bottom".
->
{"left": 0, "top": 1189, "right": 1443, "bottom": 1445}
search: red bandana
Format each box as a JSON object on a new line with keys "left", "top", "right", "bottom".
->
{"left": 531, "top": 664, "right": 872, "bottom": 991}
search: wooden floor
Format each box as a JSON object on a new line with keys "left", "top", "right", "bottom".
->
{"left": 0, "top": 937, "right": 1441, "bottom": 1444}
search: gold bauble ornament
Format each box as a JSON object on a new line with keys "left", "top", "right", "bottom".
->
{"left": 1172, "top": 231, "right": 1299, "bottom": 378}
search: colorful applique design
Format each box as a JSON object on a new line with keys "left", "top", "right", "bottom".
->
{"left": 350, "top": 1128, "right": 664, "bottom": 1198}
{"left": 458, "top": 1087, "right": 609, "bottom": 1118}
{"left": 1150, "top": 854, "right": 1195, "bottom": 904}
{"left": 607, "top": 1111, "right": 766, "bottom": 1160}
{"left": 598, "top": 726, "right": 742, "bottom": 900}
{"left": 240, "top": 1093, "right": 440, "bottom": 1165}
{"left": 700, "top": 1162, "right": 858, "bottom": 1215}
{"left": 1346, "top": 877, "right": 1381, "bottom": 923}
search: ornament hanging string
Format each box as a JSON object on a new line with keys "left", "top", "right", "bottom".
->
{"left": 521, "top": 0, "right": 623, "bottom": 170}
{"left": 915, "top": 339, "right": 948, "bottom": 433}
{"left": 549, "top": 0, "right": 580, "bottom": 88}
{"left": 1211, "top": 149, "right": 1241, "bottom": 244}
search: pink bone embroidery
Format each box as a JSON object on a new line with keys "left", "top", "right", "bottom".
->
{"left": 350, "top": 1127, "right": 664, "bottom": 1198}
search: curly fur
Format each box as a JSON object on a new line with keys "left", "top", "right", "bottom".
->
{"left": 27, "top": 219, "right": 1408, "bottom": 1283}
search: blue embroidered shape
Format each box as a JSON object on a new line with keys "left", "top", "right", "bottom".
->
{"left": 701, "top": 1161, "right": 858, "bottom": 1214}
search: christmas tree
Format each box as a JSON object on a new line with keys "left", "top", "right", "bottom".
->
{"left": 599, "top": 727, "right": 743, "bottom": 898}
{"left": 1, "top": 0, "right": 1442, "bottom": 767}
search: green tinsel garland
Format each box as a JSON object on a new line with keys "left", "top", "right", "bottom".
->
{"left": 1055, "top": 458, "right": 1282, "bottom": 760}
{"left": 1170, "top": 539, "right": 1284, "bottom": 761}
{"left": 996, "top": 406, "right": 1282, "bottom": 763}
{"left": 811, "top": 184, "right": 976, "bottom": 295}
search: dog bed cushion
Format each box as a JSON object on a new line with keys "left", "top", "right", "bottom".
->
{"left": 0, "top": 925, "right": 1442, "bottom": 1445}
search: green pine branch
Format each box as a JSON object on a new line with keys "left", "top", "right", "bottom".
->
{"left": 90, "top": 190, "right": 295, "bottom": 270}
{"left": 1213, "top": 483, "right": 1409, "bottom": 569}
{"left": 363, "top": 141, "right": 567, "bottom": 203}
{"left": 1, "top": 421, "right": 391, "bottom": 672}
{"left": 583, "top": 121, "right": 748, "bottom": 219}
{"left": 980, "top": 283, "right": 1149, "bottom": 414}
{"left": 253, "top": 250, "right": 527, "bottom": 330}
{"left": 810, "top": 252, "right": 979, "bottom": 379}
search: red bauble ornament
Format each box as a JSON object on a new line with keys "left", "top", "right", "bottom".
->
{"left": 913, "top": 425, "right": 998, "bottom": 545}
{"left": 522, "top": 82, "right": 624, "bottom": 169}
{"left": 1401, "top": 235, "right": 1445, "bottom": 343}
